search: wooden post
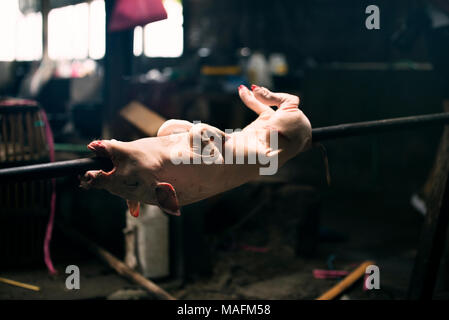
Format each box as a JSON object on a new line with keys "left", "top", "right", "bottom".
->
{"left": 103, "top": 0, "right": 133, "bottom": 139}
{"left": 41, "top": 0, "right": 49, "bottom": 61}
{"left": 408, "top": 126, "right": 449, "bottom": 299}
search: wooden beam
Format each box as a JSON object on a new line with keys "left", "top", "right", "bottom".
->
{"left": 103, "top": 0, "right": 133, "bottom": 139}
{"left": 41, "top": 0, "right": 50, "bottom": 61}
{"left": 60, "top": 224, "right": 176, "bottom": 300}
{"left": 408, "top": 126, "right": 449, "bottom": 299}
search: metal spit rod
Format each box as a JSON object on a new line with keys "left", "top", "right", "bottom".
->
{"left": 1, "top": 112, "right": 449, "bottom": 183}
{"left": 0, "top": 157, "right": 113, "bottom": 183}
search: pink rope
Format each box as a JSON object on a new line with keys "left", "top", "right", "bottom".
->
{"left": 40, "top": 110, "right": 57, "bottom": 275}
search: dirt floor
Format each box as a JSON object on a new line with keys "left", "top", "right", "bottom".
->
{"left": 1, "top": 185, "right": 435, "bottom": 300}
{"left": 170, "top": 188, "right": 422, "bottom": 300}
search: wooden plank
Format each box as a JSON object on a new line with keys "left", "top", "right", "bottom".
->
{"left": 60, "top": 224, "right": 175, "bottom": 300}
{"left": 119, "top": 101, "right": 166, "bottom": 137}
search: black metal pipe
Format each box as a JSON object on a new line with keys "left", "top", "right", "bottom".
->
{"left": 312, "top": 112, "right": 449, "bottom": 142}
{"left": 0, "top": 157, "right": 113, "bottom": 184}
{"left": 1, "top": 112, "right": 449, "bottom": 183}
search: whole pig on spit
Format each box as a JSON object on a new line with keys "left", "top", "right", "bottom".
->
{"left": 79, "top": 85, "right": 312, "bottom": 217}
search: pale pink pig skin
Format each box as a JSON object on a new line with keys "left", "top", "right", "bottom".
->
{"left": 80, "top": 85, "right": 312, "bottom": 217}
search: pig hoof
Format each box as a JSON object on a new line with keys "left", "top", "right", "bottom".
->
{"left": 87, "top": 140, "right": 108, "bottom": 157}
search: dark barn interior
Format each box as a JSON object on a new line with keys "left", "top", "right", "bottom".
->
{"left": 1, "top": 0, "right": 449, "bottom": 301}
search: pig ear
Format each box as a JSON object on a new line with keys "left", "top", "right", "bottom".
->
{"left": 126, "top": 199, "right": 140, "bottom": 217}
{"left": 155, "top": 182, "right": 180, "bottom": 216}
{"left": 157, "top": 119, "right": 193, "bottom": 137}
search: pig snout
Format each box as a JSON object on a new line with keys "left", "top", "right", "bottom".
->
{"left": 79, "top": 138, "right": 181, "bottom": 218}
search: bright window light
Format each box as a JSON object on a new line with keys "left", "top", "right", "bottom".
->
{"left": 49, "top": 3, "right": 89, "bottom": 60}
{"left": 0, "top": 0, "right": 42, "bottom": 61}
{"left": 89, "top": 0, "right": 106, "bottom": 60}
{"left": 134, "top": 0, "right": 184, "bottom": 58}
{"left": 49, "top": 0, "right": 105, "bottom": 60}
{"left": 0, "top": 0, "right": 20, "bottom": 61}
{"left": 16, "top": 12, "right": 43, "bottom": 61}
{"left": 133, "top": 26, "right": 143, "bottom": 56}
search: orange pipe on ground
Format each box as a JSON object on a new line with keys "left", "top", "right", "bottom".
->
{"left": 316, "top": 260, "right": 375, "bottom": 300}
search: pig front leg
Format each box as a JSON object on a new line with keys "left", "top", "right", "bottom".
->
{"left": 237, "top": 84, "right": 312, "bottom": 160}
